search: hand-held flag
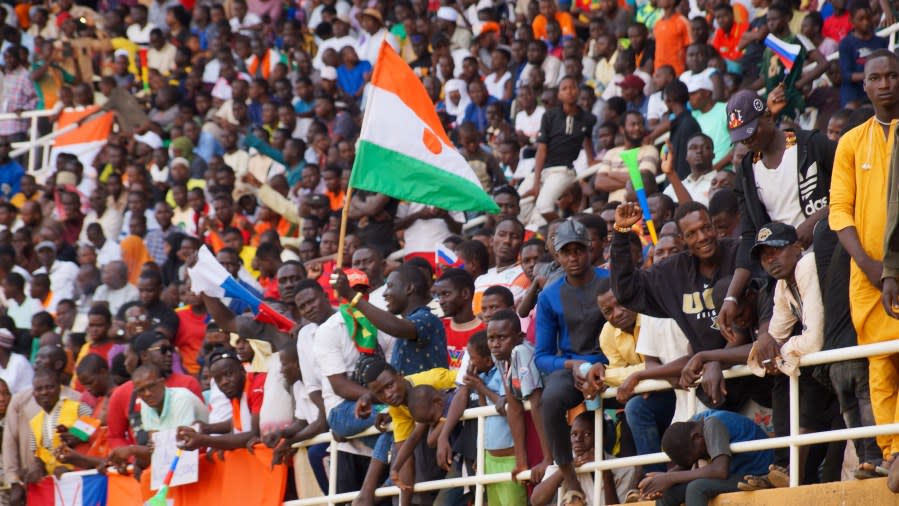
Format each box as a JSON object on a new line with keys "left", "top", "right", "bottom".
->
{"left": 621, "top": 148, "right": 658, "bottom": 244}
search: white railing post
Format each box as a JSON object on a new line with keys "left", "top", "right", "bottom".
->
{"left": 788, "top": 374, "right": 800, "bottom": 487}
{"left": 327, "top": 439, "right": 338, "bottom": 506}
{"left": 474, "top": 414, "right": 485, "bottom": 506}
{"left": 27, "top": 115, "right": 37, "bottom": 174}
{"left": 593, "top": 403, "right": 603, "bottom": 506}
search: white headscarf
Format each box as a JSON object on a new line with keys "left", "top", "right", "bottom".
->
{"left": 444, "top": 79, "right": 470, "bottom": 119}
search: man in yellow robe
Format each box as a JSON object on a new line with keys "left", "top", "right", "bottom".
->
{"left": 831, "top": 49, "right": 899, "bottom": 461}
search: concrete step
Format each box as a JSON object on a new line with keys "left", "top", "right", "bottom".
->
{"left": 625, "top": 477, "right": 899, "bottom": 505}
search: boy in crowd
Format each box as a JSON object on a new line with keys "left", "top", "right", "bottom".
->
{"left": 433, "top": 268, "right": 485, "bottom": 371}
{"left": 354, "top": 356, "right": 456, "bottom": 506}
{"left": 640, "top": 410, "right": 773, "bottom": 505}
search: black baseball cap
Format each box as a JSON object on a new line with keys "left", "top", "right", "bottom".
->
{"left": 750, "top": 222, "right": 798, "bottom": 260}
{"left": 726, "top": 90, "right": 767, "bottom": 144}
{"left": 553, "top": 219, "right": 590, "bottom": 251}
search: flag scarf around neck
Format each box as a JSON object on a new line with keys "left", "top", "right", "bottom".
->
{"left": 350, "top": 42, "right": 500, "bottom": 214}
{"left": 339, "top": 303, "right": 378, "bottom": 354}
{"left": 188, "top": 246, "right": 295, "bottom": 332}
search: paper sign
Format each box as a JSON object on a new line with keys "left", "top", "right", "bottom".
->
{"left": 150, "top": 429, "right": 199, "bottom": 490}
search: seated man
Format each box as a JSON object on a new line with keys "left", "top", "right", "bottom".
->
{"left": 531, "top": 411, "right": 637, "bottom": 506}
{"left": 177, "top": 347, "right": 265, "bottom": 451}
{"left": 105, "top": 364, "right": 208, "bottom": 472}
{"left": 640, "top": 410, "right": 773, "bottom": 505}
{"left": 26, "top": 369, "right": 92, "bottom": 482}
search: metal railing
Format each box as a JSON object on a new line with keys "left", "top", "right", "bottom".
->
{"left": 0, "top": 108, "right": 58, "bottom": 174}
{"left": 283, "top": 339, "right": 899, "bottom": 506}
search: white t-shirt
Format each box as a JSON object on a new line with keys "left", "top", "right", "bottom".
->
{"left": 663, "top": 169, "right": 716, "bottom": 206}
{"left": 230, "top": 13, "right": 263, "bottom": 36}
{"left": 752, "top": 145, "right": 804, "bottom": 228}
{"left": 0, "top": 353, "right": 33, "bottom": 395}
{"left": 313, "top": 311, "right": 394, "bottom": 455}
{"left": 395, "top": 202, "right": 464, "bottom": 255}
{"left": 514, "top": 105, "right": 546, "bottom": 143}
{"left": 485, "top": 71, "right": 511, "bottom": 100}
{"left": 636, "top": 315, "right": 707, "bottom": 422}
{"left": 297, "top": 323, "right": 322, "bottom": 393}
{"left": 126, "top": 23, "right": 156, "bottom": 45}
{"left": 472, "top": 264, "right": 529, "bottom": 314}
{"left": 647, "top": 91, "right": 667, "bottom": 123}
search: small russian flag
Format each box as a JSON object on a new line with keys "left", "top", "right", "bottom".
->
{"left": 764, "top": 34, "right": 803, "bottom": 72}
{"left": 435, "top": 243, "right": 464, "bottom": 270}
{"left": 188, "top": 246, "right": 296, "bottom": 332}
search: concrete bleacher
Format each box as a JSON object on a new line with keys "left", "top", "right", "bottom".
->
{"left": 627, "top": 477, "right": 899, "bottom": 506}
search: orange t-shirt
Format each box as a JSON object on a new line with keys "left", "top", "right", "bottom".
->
{"left": 653, "top": 12, "right": 692, "bottom": 76}
{"left": 712, "top": 22, "right": 749, "bottom": 61}
{"left": 532, "top": 12, "right": 576, "bottom": 41}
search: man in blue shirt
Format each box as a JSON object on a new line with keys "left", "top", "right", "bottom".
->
{"left": 535, "top": 218, "right": 610, "bottom": 502}
{"left": 838, "top": 4, "right": 888, "bottom": 106}
{"left": 0, "top": 137, "right": 24, "bottom": 200}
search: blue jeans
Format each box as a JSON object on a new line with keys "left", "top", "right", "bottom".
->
{"left": 328, "top": 399, "right": 376, "bottom": 438}
{"left": 625, "top": 390, "right": 676, "bottom": 473}
{"left": 307, "top": 442, "right": 330, "bottom": 493}
{"left": 326, "top": 400, "right": 391, "bottom": 463}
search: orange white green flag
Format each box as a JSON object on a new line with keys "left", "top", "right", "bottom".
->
{"left": 349, "top": 42, "right": 499, "bottom": 213}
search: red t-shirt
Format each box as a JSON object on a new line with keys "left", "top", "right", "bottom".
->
{"left": 442, "top": 318, "right": 486, "bottom": 371}
{"left": 106, "top": 373, "right": 203, "bottom": 448}
{"left": 823, "top": 11, "right": 851, "bottom": 43}
{"left": 175, "top": 307, "right": 208, "bottom": 376}
{"left": 245, "top": 372, "right": 267, "bottom": 415}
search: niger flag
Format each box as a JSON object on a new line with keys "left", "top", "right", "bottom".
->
{"left": 350, "top": 42, "right": 499, "bottom": 214}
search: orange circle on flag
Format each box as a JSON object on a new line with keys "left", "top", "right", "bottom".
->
{"left": 422, "top": 128, "right": 443, "bottom": 155}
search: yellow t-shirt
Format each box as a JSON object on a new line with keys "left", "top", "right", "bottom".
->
{"left": 598, "top": 315, "right": 645, "bottom": 387}
{"left": 388, "top": 368, "right": 457, "bottom": 443}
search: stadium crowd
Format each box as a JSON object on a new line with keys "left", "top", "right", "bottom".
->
{"left": 0, "top": 0, "right": 896, "bottom": 504}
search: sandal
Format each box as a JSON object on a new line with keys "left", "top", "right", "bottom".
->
{"left": 560, "top": 490, "right": 587, "bottom": 506}
{"left": 766, "top": 465, "right": 790, "bottom": 488}
{"left": 737, "top": 474, "right": 775, "bottom": 491}
{"left": 855, "top": 461, "right": 891, "bottom": 480}
{"left": 624, "top": 489, "right": 641, "bottom": 503}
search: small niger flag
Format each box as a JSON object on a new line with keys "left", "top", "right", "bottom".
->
{"left": 69, "top": 415, "right": 100, "bottom": 442}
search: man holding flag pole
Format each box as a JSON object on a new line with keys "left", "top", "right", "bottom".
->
{"left": 324, "top": 41, "right": 500, "bottom": 505}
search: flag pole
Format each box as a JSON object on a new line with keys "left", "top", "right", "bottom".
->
{"left": 335, "top": 186, "right": 354, "bottom": 270}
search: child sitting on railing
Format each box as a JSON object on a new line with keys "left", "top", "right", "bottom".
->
{"left": 353, "top": 355, "right": 457, "bottom": 506}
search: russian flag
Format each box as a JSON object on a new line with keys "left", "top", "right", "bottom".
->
{"left": 435, "top": 243, "right": 464, "bottom": 270}
{"left": 188, "top": 246, "right": 296, "bottom": 332}
{"left": 764, "top": 34, "right": 803, "bottom": 72}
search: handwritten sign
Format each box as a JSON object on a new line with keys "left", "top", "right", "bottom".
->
{"left": 150, "top": 429, "right": 199, "bottom": 490}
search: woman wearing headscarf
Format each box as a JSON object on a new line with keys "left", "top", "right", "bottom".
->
{"left": 120, "top": 235, "right": 152, "bottom": 286}
{"left": 169, "top": 136, "right": 207, "bottom": 179}
{"left": 439, "top": 78, "right": 470, "bottom": 127}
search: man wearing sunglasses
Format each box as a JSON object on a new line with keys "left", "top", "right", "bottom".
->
{"left": 717, "top": 87, "right": 835, "bottom": 344}
{"left": 105, "top": 331, "right": 202, "bottom": 449}
{"left": 105, "top": 363, "right": 208, "bottom": 474}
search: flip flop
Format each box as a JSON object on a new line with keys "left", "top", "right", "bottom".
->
{"left": 560, "top": 490, "right": 587, "bottom": 506}
{"left": 624, "top": 489, "right": 642, "bottom": 503}
{"left": 737, "top": 474, "right": 774, "bottom": 491}
{"left": 766, "top": 465, "right": 790, "bottom": 488}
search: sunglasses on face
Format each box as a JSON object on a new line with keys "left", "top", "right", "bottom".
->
{"left": 147, "top": 344, "right": 174, "bottom": 355}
